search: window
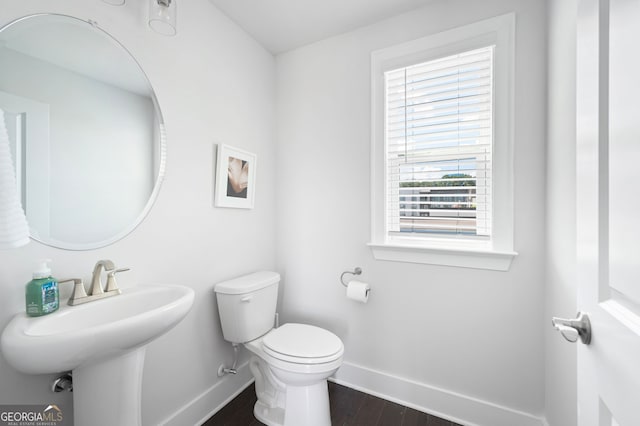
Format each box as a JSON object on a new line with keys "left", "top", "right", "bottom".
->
{"left": 386, "top": 46, "right": 494, "bottom": 238}
{"left": 369, "top": 14, "right": 517, "bottom": 270}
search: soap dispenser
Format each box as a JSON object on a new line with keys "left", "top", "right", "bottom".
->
{"left": 25, "top": 259, "right": 59, "bottom": 317}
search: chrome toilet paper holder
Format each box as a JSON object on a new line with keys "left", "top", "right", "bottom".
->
{"left": 340, "top": 267, "right": 362, "bottom": 287}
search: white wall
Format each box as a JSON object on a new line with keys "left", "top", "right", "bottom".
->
{"left": 545, "top": 1, "right": 578, "bottom": 425}
{"left": 0, "top": 1, "right": 276, "bottom": 425}
{"left": 275, "top": 0, "right": 547, "bottom": 424}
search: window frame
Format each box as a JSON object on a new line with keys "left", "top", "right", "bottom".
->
{"left": 369, "top": 13, "right": 517, "bottom": 271}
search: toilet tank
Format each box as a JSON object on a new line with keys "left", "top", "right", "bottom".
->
{"left": 214, "top": 271, "right": 280, "bottom": 344}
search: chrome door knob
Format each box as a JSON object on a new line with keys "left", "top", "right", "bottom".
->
{"left": 551, "top": 312, "right": 592, "bottom": 345}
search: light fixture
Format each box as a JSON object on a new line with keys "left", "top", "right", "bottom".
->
{"left": 102, "top": 0, "right": 125, "bottom": 5}
{"left": 149, "top": 0, "right": 177, "bottom": 36}
{"left": 0, "top": 109, "right": 29, "bottom": 249}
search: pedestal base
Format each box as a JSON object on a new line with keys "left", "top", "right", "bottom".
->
{"left": 73, "top": 348, "right": 146, "bottom": 426}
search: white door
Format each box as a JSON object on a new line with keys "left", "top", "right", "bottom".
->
{"left": 571, "top": 0, "right": 640, "bottom": 425}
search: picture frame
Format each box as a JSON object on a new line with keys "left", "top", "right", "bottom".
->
{"left": 214, "top": 144, "right": 257, "bottom": 209}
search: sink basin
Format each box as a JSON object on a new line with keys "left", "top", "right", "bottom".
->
{"left": 1, "top": 284, "right": 194, "bottom": 374}
{"left": 1, "top": 284, "right": 194, "bottom": 426}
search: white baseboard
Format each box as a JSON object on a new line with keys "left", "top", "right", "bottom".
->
{"left": 159, "top": 361, "right": 254, "bottom": 426}
{"left": 160, "top": 359, "right": 547, "bottom": 426}
{"left": 331, "top": 361, "right": 545, "bottom": 426}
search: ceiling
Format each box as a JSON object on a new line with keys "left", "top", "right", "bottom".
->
{"left": 209, "top": 0, "right": 435, "bottom": 54}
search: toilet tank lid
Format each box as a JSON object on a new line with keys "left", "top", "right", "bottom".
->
{"left": 214, "top": 271, "right": 280, "bottom": 295}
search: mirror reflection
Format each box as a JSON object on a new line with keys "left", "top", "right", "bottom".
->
{"left": 0, "top": 14, "right": 165, "bottom": 250}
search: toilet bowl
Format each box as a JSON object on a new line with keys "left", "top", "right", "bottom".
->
{"left": 245, "top": 323, "right": 343, "bottom": 426}
{"left": 214, "top": 271, "right": 344, "bottom": 426}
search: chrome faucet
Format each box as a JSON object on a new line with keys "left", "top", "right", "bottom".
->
{"left": 60, "top": 260, "right": 129, "bottom": 306}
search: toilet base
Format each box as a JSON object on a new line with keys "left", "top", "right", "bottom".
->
{"left": 253, "top": 381, "right": 331, "bottom": 426}
{"left": 253, "top": 400, "right": 284, "bottom": 426}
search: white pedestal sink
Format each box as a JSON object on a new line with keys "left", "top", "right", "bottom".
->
{"left": 1, "top": 284, "right": 194, "bottom": 426}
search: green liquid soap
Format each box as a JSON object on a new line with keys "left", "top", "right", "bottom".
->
{"left": 25, "top": 259, "right": 59, "bottom": 317}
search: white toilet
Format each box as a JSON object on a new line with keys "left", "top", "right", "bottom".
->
{"left": 214, "top": 271, "right": 344, "bottom": 426}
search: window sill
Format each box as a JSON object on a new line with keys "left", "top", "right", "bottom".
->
{"left": 368, "top": 242, "right": 518, "bottom": 271}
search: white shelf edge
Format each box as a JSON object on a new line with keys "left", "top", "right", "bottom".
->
{"left": 368, "top": 243, "right": 518, "bottom": 271}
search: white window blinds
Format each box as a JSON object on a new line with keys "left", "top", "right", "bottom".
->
{"left": 385, "top": 46, "right": 494, "bottom": 238}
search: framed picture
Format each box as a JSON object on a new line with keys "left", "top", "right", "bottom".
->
{"left": 214, "top": 144, "right": 257, "bottom": 209}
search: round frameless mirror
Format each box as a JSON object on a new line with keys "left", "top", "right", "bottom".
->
{"left": 0, "top": 14, "right": 166, "bottom": 250}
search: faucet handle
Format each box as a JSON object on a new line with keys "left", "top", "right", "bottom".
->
{"left": 59, "top": 278, "right": 88, "bottom": 306}
{"left": 105, "top": 268, "right": 130, "bottom": 293}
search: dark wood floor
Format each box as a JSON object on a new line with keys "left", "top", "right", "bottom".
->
{"left": 204, "top": 382, "right": 463, "bottom": 426}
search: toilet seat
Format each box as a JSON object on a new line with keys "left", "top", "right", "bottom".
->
{"left": 262, "top": 323, "right": 343, "bottom": 365}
